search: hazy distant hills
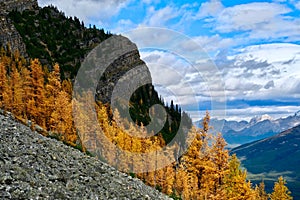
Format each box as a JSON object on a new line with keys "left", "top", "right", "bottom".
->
{"left": 195, "top": 111, "right": 300, "bottom": 147}
{"left": 231, "top": 124, "right": 300, "bottom": 199}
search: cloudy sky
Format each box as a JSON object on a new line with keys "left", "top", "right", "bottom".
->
{"left": 38, "top": 0, "right": 300, "bottom": 121}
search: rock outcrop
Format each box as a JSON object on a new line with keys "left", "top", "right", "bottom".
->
{"left": 86, "top": 36, "right": 152, "bottom": 104}
{"left": 0, "top": 15, "right": 27, "bottom": 56}
{"left": 0, "top": 0, "right": 38, "bottom": 14}
{"left": 0, "top": 111, "right": 171, "bottom": 199}
{"left": 0, "top": 0, "right": 37, "bottom": 56}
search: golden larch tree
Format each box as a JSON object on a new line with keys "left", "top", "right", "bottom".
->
{"left": 10, "top": 65, "right": 24, "bottom": 116}
{"left": 254, "top": 181, "right": 269, "bottom": 200}
{"left": 270, "top": 176, "right": 293, "bottom": 200}
{"left": 223, "top": 154, "right": 256, "bottom": 200}
{"left": 0, "top": 62, "right": 8, "bottom": 108}
{"left": 20, "top": 66, "right": 33, "bottom": 118}
{"left": 29, "top": 59, "right": 46, "bottom": 127}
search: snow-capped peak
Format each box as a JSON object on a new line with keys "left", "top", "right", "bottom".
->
{"left": 294, "top": 110, "right": 300, "bottom": 117}
{"left": 260, "top": 114, "right": 274, "bottom": 121}
{"left": 250, "top": 114, "right": 273, "bottom": 124}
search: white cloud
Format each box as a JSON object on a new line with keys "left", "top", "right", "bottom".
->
{"left": 219, "top": 43, "right": 300, "bottom": 101}
{"left": 183, "top": 35, "right": 236, "bottom": 52}
{"left": 193, "top": 1, "right": 300, "bottom": 42}
{"left": 196, "top": 0, "right": 224, "bottom": 18}
{"left": 295, "top": 2, "right": 300, "bottom": 9}
{"left": 140, "top": 50, "right": 224, "bottom": 107}
{"left": 188, "top": 106, "right": 300, "bottom": 122}
{"left": 216, "top": 2, "right": 291, "bottom": 33}
{"left": 38, "top": 0, "right": 129, "bottom": 25}
{"left": 112, "top": 19, "right": 136, "bottom": 33}
{"left": 141, "top": 50, "right": 196, "bottom": 102}
{"left": 154, "top": 42, "right": 300, "bottom": 121}
{"left": 143, "top": 5, "right": 180, "bottom": 27}
{"left": 142, "top": 0, "right": 160, "bottom": 5}
{"left": 289, "top": 0, "right": 300, "bottom": 10}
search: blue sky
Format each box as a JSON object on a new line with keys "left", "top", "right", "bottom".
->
{"left": 38, "top": 0, "right": 300, "bottom": 121}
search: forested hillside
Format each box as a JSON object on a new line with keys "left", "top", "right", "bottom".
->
{"left": 7, "top": 5, "right": 189, "bottom": 145}
{"left": 8, "top": 6, "right": 112, "bottom": 79}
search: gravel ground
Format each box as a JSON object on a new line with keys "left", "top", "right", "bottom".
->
{"left": 0, "top": 111, "right": 171, "bottom": 200}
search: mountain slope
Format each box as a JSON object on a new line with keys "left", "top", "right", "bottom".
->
{"left": 2, "top": 2, "right": 192, "bottom": 145}
{"left": 0, "top": 111, "right": 171, "bottom": 199}
{"left": 231, "top": 125, "right": 300, "bottom": 199}
{"left": 196, "top": 111, "right": 300, "bottom": 147}
{"left": 8, "top": 5, "right": 112, "bottom": 79}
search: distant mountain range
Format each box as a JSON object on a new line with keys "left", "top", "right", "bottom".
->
{"left": 195, "top": 111, "right": 300, "bottom": 147}
{"left": 231, "top": 124, "right": 300, "bottom": 199}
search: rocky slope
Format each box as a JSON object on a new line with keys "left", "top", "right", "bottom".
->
{"left": 0, "top": 111, "right": 171, "bottom": 200}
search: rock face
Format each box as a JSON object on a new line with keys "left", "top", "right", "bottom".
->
{"left": 0, "top": 15, "right": 27, "bottom": 56}
{"left": 0, "top": 0, "right": 37, "bottom": 56}
{"left": 76, "top": 35, "right": 152, "bottom": 105}
{"left": 94, "top": 36, "right": 152, "bottom": 104}
{"left": 0, "top": 0, "right": 38, "bottom": 13}
{"left": 0, "top": 112, "right": 171, "bottom": 200}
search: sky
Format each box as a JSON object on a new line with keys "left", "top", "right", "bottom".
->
{"left": 38, "top": 0, "right": 300, "bottom": 122}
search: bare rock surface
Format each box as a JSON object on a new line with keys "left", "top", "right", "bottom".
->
{"left": 0, "top": 112, "right": 171, "bottom": 200}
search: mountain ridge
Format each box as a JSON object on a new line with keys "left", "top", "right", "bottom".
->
{"left": 231, "top": 124, "right": 300, "bottom": 199}
{"left": 195, "top": 110, "right": 300, "bottom": 146}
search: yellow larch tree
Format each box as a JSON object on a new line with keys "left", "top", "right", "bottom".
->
{"left": 50, "top": 91, "right": 75, "bottom": 143}
{"left": 20, "top": 66, "right": 33, "bottom": 119}
{"left": 46, "top": 63, "right": 62, "bottom": 129}
{"left": 207, "top": 132, "right": 229, "bottom": 199}
{"left": 177, "top": 125, "right": 208, "bottom": 199}
{"left": 0, "top": 62, "right": 8, "bottom": 108}
{"left": 28, "top": 59, "right": 46, "bottom": 127}
{"left": 10, "top": 65, "right": 24, "bottom": 117}
{"left": 62, "top": 79, "right": 73, "bottom": 97}
{"left": 223, "top": 154, "right": 256, "bottom": 200}
{"left": 254, "top": 181, "right": 269, "bottom": 200}
{"left": 270, "top": 176, "right": 293, "bottom": 200}
{"left": 2, "top": 72, "right": 13, "bottom": 112}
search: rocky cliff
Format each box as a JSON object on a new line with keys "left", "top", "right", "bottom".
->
{"left": 0, "top": 0, "right": 37, "bottom": 56}
{"left": 0, "top": 0, "right": 38, "bottom": 13}
{"left": 0, "top": 111, "right": 171, "bottom": 199}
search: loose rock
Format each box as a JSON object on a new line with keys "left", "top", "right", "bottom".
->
{"left": 0, "top": 112, "right": 171, "bottom": 200}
